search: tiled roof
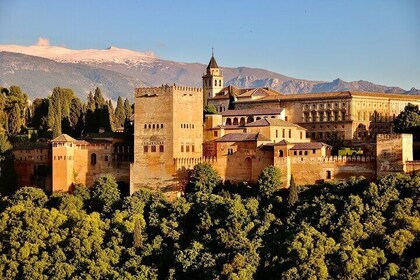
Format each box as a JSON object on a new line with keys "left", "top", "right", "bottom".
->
{"left": 216, "top": 132, "right": 270, "bottom": 142}
{"left": 245, "top": 118, "right": 306, "bottom": 129}
{"left": 51, "top": 134, "right": 77, "bottom": 142}
{"left": 220, "top": 108, "right": 283, "bottom": 116}
{"left": 207, "top": 56, "right": 219, "bottom": 69}
{"left": 289, "top": 142, "right": 331, "bottom": 150}
{"left": 275, "top": 139, "right": 291, "bottom": 145}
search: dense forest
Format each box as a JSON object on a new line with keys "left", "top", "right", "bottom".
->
{"left": 0, "top": 85, "right": 133, "bottom": 140}
{"left": 0, "top": 164, "right": 419, "bottom": 279}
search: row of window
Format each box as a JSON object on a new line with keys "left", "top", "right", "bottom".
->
{"left": 144, "top": 145, "right": 164, "bottom": 153}
{"left": 304, "top": 103, "right": 346, "bottom": 110}
{"left": 275, "top": 129, "right": 303, "bottom": 139}
{"left": 204, "top": 79, "right": 222, "bottom": 87}
{"left": 304, "top": 111, "right": 346, "bottom": 122}
{"left": 181, "top": 123, "right": 195, "bottom": 129}
{"left": 53, "top": 156, "right": 73, "bottom": 160}
{"left": 144, "top": 124, "right": 164, "bottom": 129}
{"left": 53, "top": 143, "right": 73, "bottom": 147}
{"left": 181, "top": 145, "right": 195, "bottom": 153}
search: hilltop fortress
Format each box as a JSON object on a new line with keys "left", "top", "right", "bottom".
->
{"left": 13, "top": 55, "right": 420, "bottom": 195}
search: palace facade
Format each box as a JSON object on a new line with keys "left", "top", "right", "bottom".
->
{"left": 12, "top": 54, "right": 420, "bottom": 195}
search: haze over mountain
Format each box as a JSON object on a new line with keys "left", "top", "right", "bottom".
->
{"left": 0, "top": 44, "right": 417, "bottom": 101}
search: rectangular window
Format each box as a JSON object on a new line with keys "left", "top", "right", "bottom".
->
{"left": 159, "top": 145, "right": 164, "bottom": 152}
{"left": 192, "top": 145, "right": 195, "bottom": 153}
{"left": 300, "top": 132, "right": 302, "bottom": 139}
{"left": 276, "top": 130, "right": 278, "bottom": 138}
{"left": 105, "top": 156, "right": 109, "bottom": 161}
{"left": 326, "top": 170, "right": 332, "bottom": 179}
{"left": 214, "top": 131, "right": 218, "bottom": 137}
{"left": 144, "top": 146, "right": 148, "bottom": 153}
{"left": 289, "top": 129, "right": 292, "bottom": 138}
{"left": 186, "top": 145, "right": 190, "bottom": 152}
{"left": 282, "top": 129, "right": 285, "bottom": 138}
{"left": 151, "top": 145, "right": 156, "bottom": 152}
{"left": 313, "top": 149, "right": 316, "bottom": 154}
{"left": 181, "top": 145, "right": 184, "bottom": 152}
{"left": 293, "top": 151, "right": 297, "bottom": 156}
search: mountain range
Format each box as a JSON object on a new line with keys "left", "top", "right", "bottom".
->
{"left": 0, "top": 44, "right": 418, "bottom": 101}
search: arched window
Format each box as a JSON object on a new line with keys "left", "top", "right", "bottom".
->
{"left": 239, "top": 117, "right": 245, "bottom": 126}
{"left": 226, "top": 118, "right": 232, "bottom": 125}
{"left": 91, "top": 153, "right": 97, "bottom": 165}
{"left": 233, "top": 118, "right": 239, "bottom": 125}
{"left": 214, "top": 80, "right": 217, "bottom": 86}
{"left": 279, "top": 150, "right": 284, "bottom": 157}
{"left": 219, "top": 80, "right": 221, "bottom": 86}
{"left": 152, "top": 124, "right": 155, "bottom": 129}
{"left": 144, "top": 124, "right": 147, "bottom": 129}
{"left": 148, "top": 124, "right": 151, "bottom": 129}
{"left": 246, "top": 116, "right": 254, "bottom": 123}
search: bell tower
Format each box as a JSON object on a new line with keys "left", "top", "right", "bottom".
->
{"left": 202, "top": 49, "right": 223, "bottom": 106}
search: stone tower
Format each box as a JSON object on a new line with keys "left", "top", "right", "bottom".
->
{"left": 202, "top": 51, "right": 223, "bottom": 106}
{"left": 51, "top": 134, "right": 76, "bottom": 192}
{"left": 130, "top": 85, "right": 203, "bottom": 195}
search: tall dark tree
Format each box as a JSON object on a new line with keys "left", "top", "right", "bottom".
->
{"left": 48, "top": 87, "right": 75, "bottom": 137}
{"left": 31, "top": 98, "right": 50, "bottom": 130}
{"left": 8, "top": 103, "right": 21, "bottom": 135}
{"left": 133, "top": 218, "right": 143, "bottom": 249}
{"left": 86, "top": 91, "right": 95, "bottom": 112}
{"left": 288, "top": 175, "right": 298, "bottom": 206}
{"left": 124, "top": 98, "right": 132, "bottom": 120}
{"left": 94, "top": 87, "right": 105, "bottom": 109}
{"left": 115, "top": 96, "right": 125, "bottom": 128}
{"left": 107, "top": 100, "right": 115, "bottom": 131}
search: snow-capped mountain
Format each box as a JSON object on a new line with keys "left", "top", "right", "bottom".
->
{"left": 0, "top": 44, "right": 417, "bottom": 101}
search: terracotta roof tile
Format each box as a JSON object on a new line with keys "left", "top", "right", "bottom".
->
{"left": 220, "top": 108, "right": 284, "bottom": 116}
{"left": 289, "top": 142, "right": 331, "bottom": 150}
{"left": 216, "top": 132, "right": 270, "bottom": 142}
{"left": 245, "top": 118, "right": 306, "bottom": 129}
{"left": 51, "top": 134, "right": 77, "bottom": 142}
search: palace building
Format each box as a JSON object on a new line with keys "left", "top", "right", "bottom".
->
{"left": 12, "top": 54, "right": 420, "bottom": 195}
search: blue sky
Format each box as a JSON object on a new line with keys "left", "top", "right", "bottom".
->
{"left": 0, "top": 0, "right": 419, "bottom": 89}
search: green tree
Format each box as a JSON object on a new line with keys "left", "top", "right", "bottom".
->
{"left": 90, "top": 175, "right": 121, "bottom": 214}
{"left": 257, "top": 166, "right": 282, "bottom": 198}
{"left": 124, "top": 98, "right": 132, "bottom": 120}
{"left": 393, "top": 103, "right": 420, "bottom": 137}
{"left": 8, "top": 103, "right": 21, "bottom": 134}
{"left": 204, "top": 104, "right": 217, "bottom": 115}
{"left": 186, "top": 163, "right": 221, "bottom": 194}
{"left": 133, "top": 218, "right": 143, "bottom": 249}
{"left": 94, "top": 87, "right": 105, "bottom": 109}
{"left": 115, "top": 96, "right": 126, "bottom": 128}
{"left": 31, "top": 98, "right": 49, "bottom": 130}
{"left": 86, "top": 91, "right": 96, "bottom": 112}
{"left": 288, "top": 175, "right": 298, "bottom": 206}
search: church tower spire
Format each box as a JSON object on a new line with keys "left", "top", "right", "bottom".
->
{"left": 202, "top": 50, "right": 223, "bottom": 106}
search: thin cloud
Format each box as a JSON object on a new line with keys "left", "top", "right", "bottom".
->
{"left": 35, "top": 37, "right": 50, "bottom": 46}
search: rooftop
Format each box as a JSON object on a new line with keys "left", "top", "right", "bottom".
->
{"left": 245, "top": 118, "right": 306, "bottom": 130}
{"left": 220, "top": 108, "right": 284, "bottom": 117}
{"left": 51, "top": 134, "right": 77, "bottom": 142}
{"left": 289, "top": 142, "right": 331, "bottom": 150}
{"left": 215, "top": 132, "right": 271, "bottom": 142}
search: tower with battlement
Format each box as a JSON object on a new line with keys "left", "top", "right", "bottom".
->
{"left": 130, "top": 85, "right": 203, "bottom": 195}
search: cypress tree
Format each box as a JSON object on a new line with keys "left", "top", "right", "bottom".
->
{"left": 8, "top": 103, "right": 21, "bottom": 135}
{"left": 107, "top": 100, "right": 115, "bottom": 131}
{"left": 124, "top": 98, "right": 132, "bottom": 120}
{"left": 87, "top": 91, "right": 95, "bottom": 112}
{"left": 94, "top": 87, "right": 105, "bottom": 109}
{"left": 115, "top": 96, "right": 125, "bottom": 128}
{"left": 133, "top": 218, "right": 143, "bottom": 249}
{"left": 288, "top": 175, "right": 298, "bottom": 206}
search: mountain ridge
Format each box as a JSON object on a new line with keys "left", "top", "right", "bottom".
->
{"left": 0, "top": 44, "right": 418, "bottom": 101}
